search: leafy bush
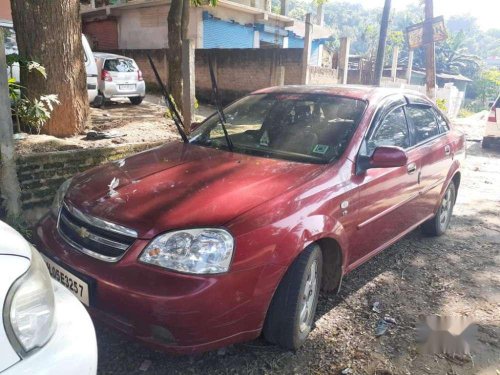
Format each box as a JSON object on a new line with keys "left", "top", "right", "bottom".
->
{"left": 436, "top": 98, "right": 447, "bottom": 112}
{"left": 7, "top": 55, "right": 59, "bottom": 134}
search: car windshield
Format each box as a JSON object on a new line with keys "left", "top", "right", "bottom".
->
{"left": 190, "top": 93, "right": 366, "bottom": 164}
{"left": 104, "top": 58, "right": 136, "bottom": 72}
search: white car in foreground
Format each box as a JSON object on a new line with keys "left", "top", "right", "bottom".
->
{"left": 0, "top": 221, "right": 97, "bottom": 374}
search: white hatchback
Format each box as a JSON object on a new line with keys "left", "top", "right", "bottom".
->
{"left": 0, "top": 221, "right": 97, "bottom": 375}
{"left": 94, "top": 52, "right": 146, "bottom": 105}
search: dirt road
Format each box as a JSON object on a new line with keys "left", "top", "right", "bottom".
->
{"left": 96, "top": 119, "right": 500, "bottom": 375}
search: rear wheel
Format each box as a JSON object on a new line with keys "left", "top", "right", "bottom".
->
{"left": 422, "top": 182, "right": 456, "bottom": 236}
{"left": 482, "top": 138, "right": 492, "bottom": 149}
{"left": 129, "top": 96, "right": 143, "bottom": 105}
{"left": 263, "top": 244, "right": 322, "bottom": 350}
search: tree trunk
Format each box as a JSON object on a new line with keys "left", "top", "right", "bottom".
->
{"left": 10, "top": 0, "right": 89, "bottom": 137}
{"left": 0, "top": 30, "right": 22, "bottom": 219}
{"left": 167, "top": 0, "right": 184, "bottom": 113}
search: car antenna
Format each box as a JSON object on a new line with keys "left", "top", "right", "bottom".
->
{"left": 208, "top": 56, "right": 233, "bottom": 151}
{"left": 147, "top": 54, "right": 189, "bottom": 143}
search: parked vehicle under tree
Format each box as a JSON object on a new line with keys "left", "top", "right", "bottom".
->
{"left": 35, "top": 86, "right": 464, "bottom": 354}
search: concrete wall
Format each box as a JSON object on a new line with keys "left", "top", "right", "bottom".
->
{"left": 308, "top": 66, "right": 338, "bottom": 85}
{"left": 83, "top": 18, "right": 119, "bottom": 50}
{"left": 107, "top": 48, "right": 311, "bottom": 103}
{"left": 115, "top": 6, "right": 170, "bottom": 49}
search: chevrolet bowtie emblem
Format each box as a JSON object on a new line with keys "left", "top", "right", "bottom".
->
{"left": 78, "top": 227, "right": 90, "bottom": 239}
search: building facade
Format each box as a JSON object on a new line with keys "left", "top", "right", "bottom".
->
{"left": 81, "top": 0, "right": 332, "bottom": 66}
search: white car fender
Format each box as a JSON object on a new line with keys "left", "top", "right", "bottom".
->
{"left": 0, "top": 254, "right": 30, "bottom": 372}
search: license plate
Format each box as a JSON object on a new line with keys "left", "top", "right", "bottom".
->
{"left": 119, "top": 84, "right": 135, "bottom": 90}
{"left": 42, "top": 255, "right": 90, "bottom": 306}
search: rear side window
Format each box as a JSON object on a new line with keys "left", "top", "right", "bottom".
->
{"left": 367, "top": 107, "right": 410, "bottom": 154}
{"left": 433, "top": 109, "right": 450, "bottom": 133}
{"left": 104, "top": 58, "right": 136, "bottom": 72}
{"left": 405, "top": 106, "right": 440, "bottom": 144}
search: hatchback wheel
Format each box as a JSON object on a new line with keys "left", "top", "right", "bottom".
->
{"left": 422, "top": 182, "right": 456, "bottom": 236}
{"left": 129, "top": 97, "right": 143, "bottom": 105}
{"left": 263, "top": 244, "right": 322, "bottom": 350}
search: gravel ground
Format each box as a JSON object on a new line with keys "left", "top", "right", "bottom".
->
{"left": 95, "top": 118, "right": 500, "bottom": 375}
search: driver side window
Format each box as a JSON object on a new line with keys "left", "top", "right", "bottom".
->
{"left": 367, "top": 107, "right": 410, "bottom": 155}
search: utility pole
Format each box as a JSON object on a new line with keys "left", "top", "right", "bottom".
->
{"left": 424, "top": 0, "right": 436, "bottom": 100}
{"left": 0, "top": 30, "right": 22, "bottom": 219}
{"left": 373, "top": 0, "right": 391, "bottom": 86}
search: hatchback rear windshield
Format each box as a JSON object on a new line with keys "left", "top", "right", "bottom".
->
{"left": 190, "top": 93, "right": 367, "bottom": 164}
{"left": 104, "top": 58, "right": 136, "bottom": 72}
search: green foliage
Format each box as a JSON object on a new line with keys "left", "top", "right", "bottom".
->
{"left": 458, "top": 108, "right": 474, "bottom": 118}
{"left": 470, "top": 69, "right": 500, "bottom": 105}
{"left": 436, "top": 98, "right": 447, "bottom": 112}
{"left": 16, "top": 95, "right": 60, "bottom": 134}
{"left": 5, "top": 215, "right": 32, "bottom": 240}
{"left": 7, "top": 55, "right": 59, "bottom": 134}
{"left": 435, "top": 31, "right": 482, "bottom": 78}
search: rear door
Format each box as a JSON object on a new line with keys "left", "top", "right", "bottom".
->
{"left": 404, "top": 103, "right": 453, "bottom": 221}
{"left": 349, "top": 98, "right": 421, "bottom": 266}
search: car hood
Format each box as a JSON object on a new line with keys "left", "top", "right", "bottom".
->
{"left": 65, "top": 143, "right": 325, "bottom": 238}
{"left": 0, "top": 221, "right": 32, "bottom": 259}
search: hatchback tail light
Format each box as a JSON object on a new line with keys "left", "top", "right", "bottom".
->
{"left": 488, "top": 108, "right": 496, "bottom": 123}
{"left": 137, "top": 69, "right": 143, "bottom": 81}
{"left": 101, "top": 70, "right": 112, "bottom": 82}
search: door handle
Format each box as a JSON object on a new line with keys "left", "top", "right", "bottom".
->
{"left": 407, "top": 162, "right": 417, "bottom": 174}
{"left": 444, "top": 145, "right": 451, "bottom": 156}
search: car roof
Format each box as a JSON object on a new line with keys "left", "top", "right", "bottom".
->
{"left": 252, "top": 85, "right": 432, "bottom": 103}
{"left": 93, "top": 52, "right": 133, "bottom": 61}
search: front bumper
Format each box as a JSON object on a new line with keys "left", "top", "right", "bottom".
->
{"left": 34, "top": 214, "right": 282, "bottom": 355}
{"left": 3, "top": 281, "right": 97, "bottom": 375}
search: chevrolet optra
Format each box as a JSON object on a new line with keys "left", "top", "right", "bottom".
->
{"left": 35, "top": 86, "right": 465, "bottom": 354}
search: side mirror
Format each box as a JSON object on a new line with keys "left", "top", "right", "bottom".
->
{"left": 190, "top": 121, "right": 202, "bottom": 132}
{"left": 370, "top": 146, "right": 408, "bottom": 168}
{"left": 357, "top": 146, "right": 408, "bottom": 174}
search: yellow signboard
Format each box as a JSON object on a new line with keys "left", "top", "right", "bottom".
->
{"left": 406, "top": 16, "right": 448, "bottom": 50}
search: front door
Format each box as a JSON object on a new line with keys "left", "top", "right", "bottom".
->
{"left": 349, "top": 103, "right": 420, "bottom": 268}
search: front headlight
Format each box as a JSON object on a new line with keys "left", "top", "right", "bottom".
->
{"left": 51, "top": 178, "right": 72, "bottom": 216}
{"left": 4, "top": 246, "right": 56, "bottom": 354}
{"left": 139, "top": 229, "right": 234, "bottom": 274}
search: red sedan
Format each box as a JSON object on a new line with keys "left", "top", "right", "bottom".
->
{"left": 35, "top": 86, "right": 465, "bottom": 354}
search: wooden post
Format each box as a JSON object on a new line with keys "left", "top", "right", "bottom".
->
{"left": 406, "top": 50, "right": 414, "bottom": 84}
{"left": 0, "top": 30, "right": 21, "bottom": 218}
{"left": 391, "top": 46, "right": 399, "bottom": 82}
{"left": 338, "top": 37, "right": 350, "bottom": 84}
{"left": 182, "top": 39, "right": 195, "bottom": 132}
{"left": 424, "top": 0, "right": 436, "bottom": 100}
{"left": 300, "top": 13, "right": 312, "bottom": 85}
{"left": 373, "top": 0, "right": 391, "bottom": 86}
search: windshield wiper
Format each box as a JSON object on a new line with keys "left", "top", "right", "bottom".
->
{"left": 147, "top": 54, "right": 189, "bottom": 143}
{"left": 208, "top": 57, "right": 233, "bottom": 151}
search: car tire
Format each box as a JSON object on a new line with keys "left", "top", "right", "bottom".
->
{"left": 482, "top": 138, "right": 492, "bottom": 149}
{"left": 263, "top": 244, "right": 322, "bottom": 350}
{"left": 129, "top": 97, "right": 143, "bottom": 105}
{"left": 92, "top": 94, "right": 104, "bottom": 108}
{"left": 422, "top": 181, "right": 456, "bottom": 236}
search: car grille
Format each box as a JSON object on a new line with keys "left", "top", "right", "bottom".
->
{"left": 57, "top": 203, "right": 137, "bottom": 262}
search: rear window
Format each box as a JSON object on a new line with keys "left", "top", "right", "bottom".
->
{"left": 104, "top": 58, "right": 136, "bottom": 72}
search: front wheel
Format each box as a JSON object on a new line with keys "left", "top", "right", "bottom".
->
{"left": 263, "top": 244, "right": 322, "bottom": 350}
{"left": 422, "top": 182, "right": 456, "bottom": 236}
{"left": 129, "top": 96, "right": 143, "bottom": 105}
